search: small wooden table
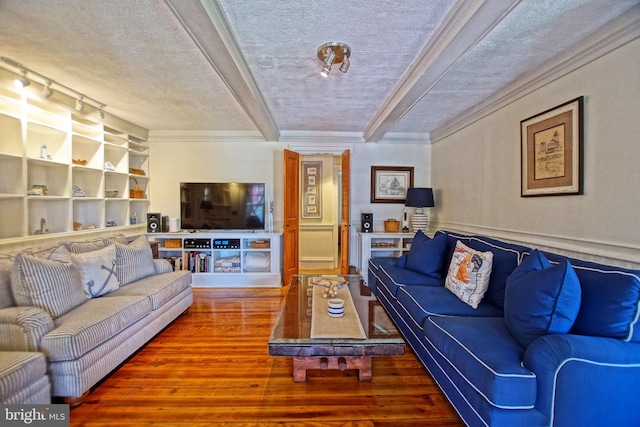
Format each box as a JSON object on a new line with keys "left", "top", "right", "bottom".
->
{"left": 268, "top": 275, "right": 405, "bottom": 382}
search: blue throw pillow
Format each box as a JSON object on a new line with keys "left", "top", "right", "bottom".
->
{"left": 504, "top": 250, "right": 581, "bottom": 348}
{"left": 404, "top": 231, "right": 448, "bottom": 279}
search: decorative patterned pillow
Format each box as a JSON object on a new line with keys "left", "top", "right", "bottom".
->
{"left": 11, "top": 253, "right": 87, "bottom": 318}
{"left": 115, "top": 235, "right": 156, "bottom": 285}
{"left": 62, "top": 245, "right": 120, "bottom": 298}
{"left": 504, "top": 250, "right": 581, "bottom": 348}
{"left": 445, "top": 240, "right": 494, "bottom": 308}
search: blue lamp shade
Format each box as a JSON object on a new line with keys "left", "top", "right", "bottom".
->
{"left": 405, "top": 188, "right": 435, "bottom": 208}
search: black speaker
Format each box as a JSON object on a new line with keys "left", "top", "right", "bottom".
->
{"left": 147, "top": 213, "right": 161, "bottom": 233}
{"left": 361, "top": 213, "right": 373, "bottom": 233}
{"left": 161, "top": 216, "right": 169, "bottom": 232}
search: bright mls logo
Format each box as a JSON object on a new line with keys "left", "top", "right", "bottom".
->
{"left": 2, "top": 405, "right": 69, "bottom": 426}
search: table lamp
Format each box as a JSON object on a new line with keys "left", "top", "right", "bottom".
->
{"left": 405, "top": 188, "right": 435, "bottom": 233}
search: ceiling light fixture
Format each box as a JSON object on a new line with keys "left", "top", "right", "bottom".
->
{"left": 43, "top": 81, "right": 53, "bottom": 98}
{"left": 14, "top": 69, "right": 30, "bottom": 89}
{"left": 75, "top": 97, "right": 85, "bottom": 112}
{"left": 317, "top": 42, "right": 351, "bottom": 78}
{"left": 0, "top": 57, "right": 107, "bottom": 116}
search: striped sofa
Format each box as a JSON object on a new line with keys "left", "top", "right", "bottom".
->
{"left": 0, "top": 234, "right": 192, "bottom": 406}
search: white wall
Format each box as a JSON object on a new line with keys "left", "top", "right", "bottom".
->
{"left": 148, "top": 135, "right": 430, "bottom": 266}
{"left": 431, "top": 38, "right": 640, "bottom": 267}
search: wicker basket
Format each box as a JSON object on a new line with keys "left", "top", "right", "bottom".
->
{"left": 250, "top": 240, "right": 270, "bottom": 249}
{"left": 164, "top": 239, "right": 182, "bottom": 248}
{"left": 384, "top": 219, "right": 400, "bottom": 232}
{"left": 130, "top": 178, "right": 145, "bottom": 199}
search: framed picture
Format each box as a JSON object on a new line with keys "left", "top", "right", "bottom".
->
{"left": 368, "top": 301, "right": 400, "bottom": 338}
{"left": 521, "top": 97, "right": 583, "bottom": 197}
{"left": 370, "top": 166, "right": 414, "bottom": 203}
{"left": 302, "top": 161, "right": 322, "bottom": 218}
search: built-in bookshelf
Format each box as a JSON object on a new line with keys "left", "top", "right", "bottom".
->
{"left": 0, "top": 83, "right": 149, "bottom": 242}
{"left": 149, "top": 232, "right": 283, "bottom": 287}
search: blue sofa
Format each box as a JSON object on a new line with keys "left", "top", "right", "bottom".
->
{"left": 368, "top": 230, "right": 640, "bottom": 427}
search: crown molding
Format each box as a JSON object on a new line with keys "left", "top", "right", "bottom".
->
{"left": 148, "top": 130, "right": 266, "bottom": 143}
{"left": 431, "top": 5, "right": 640, "bottom": 143}
{"left": 278, "top": 131, "right": 364, "bottom": 145}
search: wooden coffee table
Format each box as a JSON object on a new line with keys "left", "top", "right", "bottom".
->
{"left": 268, "top": 274, "right": 405, "bottom": 382}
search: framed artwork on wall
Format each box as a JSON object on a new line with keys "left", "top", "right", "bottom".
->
{"left": 521, "top": 96, "right": 584, "bottom": 197}
{"left": 370, "top": 166, "right": 414, "bottom": 203}
{"left": 302, "top": 161, "right": 322, "bottom": 218}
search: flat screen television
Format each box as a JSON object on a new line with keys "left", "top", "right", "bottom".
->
{"left": 180, "top": 182, "right": 265, "bottom": 230}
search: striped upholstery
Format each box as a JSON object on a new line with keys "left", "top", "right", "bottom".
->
{"left": 153, "top": 259, "right": 173, "bottom": 274}
{"left": 0, "top": 258, "right": 15, "bottom": 309}
{"left": 41, "top": 295, "right": 151, "bottom": 362}
{"left": 11, "top": 253, "right": 87, "bottom": 319}
{"left": 0, "top": 306, "right": 53, "bottom": 351}
{"left": 0, "top": 351, "right": 50, "bottom": 404}
{"left": 115, "top": 235, "right": 156, "bottom": 285}
{"left": 107, "top": 270, "right": 192, "bottom": 310}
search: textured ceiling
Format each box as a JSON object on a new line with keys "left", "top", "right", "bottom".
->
{"left": 0, "top": 0, "right": 637, "bottom": 142}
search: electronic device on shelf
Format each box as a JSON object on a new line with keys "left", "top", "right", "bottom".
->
{"left": 183, "top": 238, "right": 212, "bottom": 249}
{"left": 212, "top": 238, "right": 241, "bottom": 249}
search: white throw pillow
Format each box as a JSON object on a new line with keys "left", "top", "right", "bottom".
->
{"left": 445, "top": 241, "right": 493, "bottom": 309}
{"left": 57, "top": 245, "right": 121, "bottom": 298}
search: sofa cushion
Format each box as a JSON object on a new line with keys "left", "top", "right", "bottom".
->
{"left": 445, "top": 241, "right": 493, "bottom": 309}
{"left": 378, "top": 265, "right": 443, "bottom": 299}
{"left": 542, "top": 252, "right": 640, "bottom": 342}
{"left": 397, "top": 285, "right": 503, "bottom": 330}
{"left": 405, "top": 231, "right": 448, "bottom": 278}
{"left": 41, "top": 295, "right": 151, "bottom": 361}
{"left": 0, "top": 351, "right": 48, "bottom": 402}
{"left": 115, "top": 235, "right": 156, "bottom": 285}
{"left": 424, "top": 316, "right": 537, "bottom": 409}
{"left": 106, "top": 270, "right": 192, "bottom": 310}
{"left": 11, "top": 253, "right": 87, "bottom": 319}
{"left": 0, "top": 259, "right": 15, "bottom": 309}
{"left": 505, "top": 250, "right": 581, "bottom": 348}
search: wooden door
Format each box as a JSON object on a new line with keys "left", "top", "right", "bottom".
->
{"left": 340, "top": 150, "right": 351, "bottom": 274}
{"left": 283, "top": 149, "right": 300, "bottom": 285}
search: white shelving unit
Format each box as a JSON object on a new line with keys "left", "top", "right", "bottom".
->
{"left": 149, "top": 232, "right": 283, "bottom": 288}
{"left": 0, "top": 86, "right": 150, "bottom": 241}
{"left": 358, "top": 231, "right": 417, "bottom": 286}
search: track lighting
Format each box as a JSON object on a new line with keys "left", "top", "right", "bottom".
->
{"left": 14, "top": 70, "right": 30, "bottom": 89}
{"left": 0, "top": 57, "right": 107, "bottom": 116}
{"left": 75, "top": 97, "right": 85, "bottom": 112}
{"left": 317, "top": 42, "right": 351, "bottom": 78}
{"left": 42, "top": 81, "right": 53, "bottom": 98}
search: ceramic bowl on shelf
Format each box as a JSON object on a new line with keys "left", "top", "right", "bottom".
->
{"left": 105, "top": 190, "right": 118, "bottom": 198}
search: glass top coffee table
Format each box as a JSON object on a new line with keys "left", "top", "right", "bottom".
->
{"left": 268, "top": 274, "right": 405, "bottom": 382}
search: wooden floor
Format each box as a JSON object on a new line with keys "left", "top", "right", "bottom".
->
{"left": 68, "top": 287, "right": 465, "bottom": 426}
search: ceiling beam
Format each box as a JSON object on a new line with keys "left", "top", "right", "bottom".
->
{"left": 363, "top": 0, "right": 522, "bottom": 142}
{"left": 164, "top": 0, "right": 279, "bottom": 141}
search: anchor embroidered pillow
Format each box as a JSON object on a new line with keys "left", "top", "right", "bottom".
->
{"left": 55, "top": 244, "right": 121, "bottom": 298}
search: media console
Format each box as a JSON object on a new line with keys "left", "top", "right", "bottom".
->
{"left": 148, "top": 232, "right": 282, "bottom": 287}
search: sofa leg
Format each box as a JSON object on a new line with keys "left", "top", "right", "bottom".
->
{"left": 62, "top": 390, "right": 90, "bottom": 408}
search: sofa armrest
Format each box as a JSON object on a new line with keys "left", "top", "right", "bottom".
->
{"left": 524, "top": 334, "right": 640, "bottom": 426}
{"left": 0, "top": 307, "right": 53, "bottom": 352}
{"left": 153, "top": 258, "right": 173, "bottom": 274}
